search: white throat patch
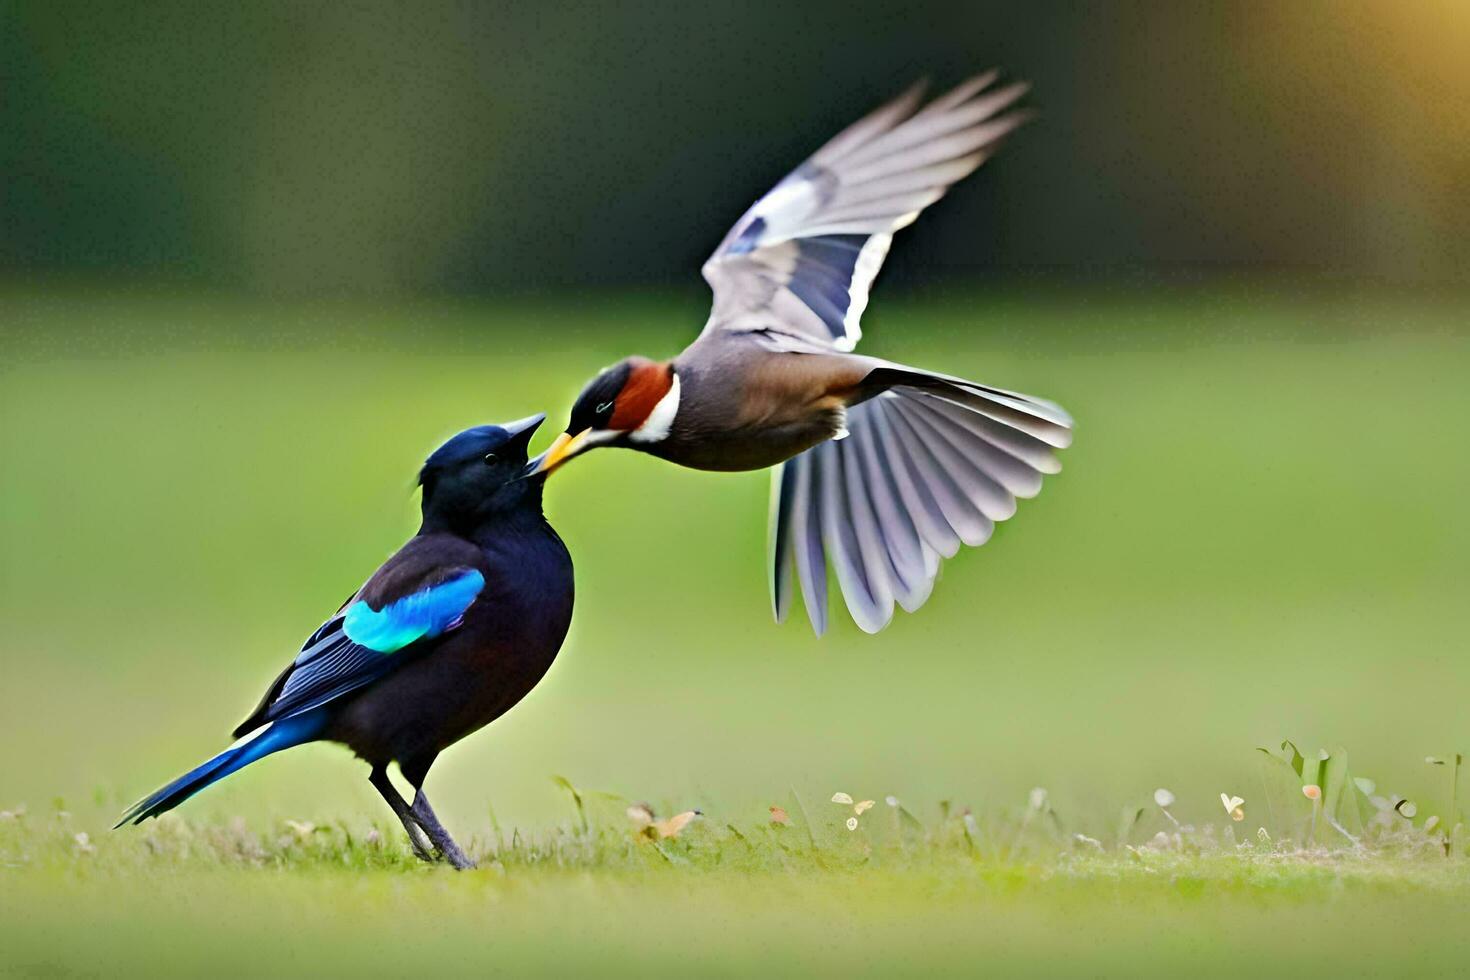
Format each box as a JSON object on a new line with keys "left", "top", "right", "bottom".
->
{"left": 629, "top": 371, "right": 680, "bottom": 444}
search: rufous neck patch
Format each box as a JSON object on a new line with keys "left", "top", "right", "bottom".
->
{"left": 610, "top": 360, "right": 673, "bottom": 431}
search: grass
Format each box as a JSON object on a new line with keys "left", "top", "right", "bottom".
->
{"left": 4, "top": 779, "right": 1469, "bottom": 977}
{"left": 2, "top": 281, "right": 1469, "bottom": 975}
{"left": 9, "top": 858, "right": 1464, "bottom": 977}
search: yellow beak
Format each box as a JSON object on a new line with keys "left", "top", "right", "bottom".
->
{"left": 531, "top": 429, "right": 592, "bottom": 476}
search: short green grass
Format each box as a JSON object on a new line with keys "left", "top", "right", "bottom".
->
{"left": 2, "top": 283, "right": 1468, "bottom": 976}
{"left": 4, "top": 781, "right": 1468, "bottom": 977}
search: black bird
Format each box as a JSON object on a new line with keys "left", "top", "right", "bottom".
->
{"left": 117, "top": 415, "right": 572, "bottom": 869}
{"left": 534, "top": 73, "right": 1072, "bottom": 634}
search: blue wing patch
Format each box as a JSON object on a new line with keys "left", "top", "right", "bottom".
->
{"left": 343, "top": 569, "right": 486, "bottom": 653}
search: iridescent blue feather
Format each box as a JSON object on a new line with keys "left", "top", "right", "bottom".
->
{"left": 343, "top": 569, "right": 486, "bottom": 653}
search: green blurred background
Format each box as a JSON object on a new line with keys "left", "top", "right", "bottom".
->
{"left": 2, "top": 0, "right": 1468, "bottom": 836}
{"left": 7, "top": 0, "right": 1469, "bottom": 293}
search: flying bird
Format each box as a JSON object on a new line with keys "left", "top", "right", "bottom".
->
{"left": 117, "top": 415, "right": 572, "bottom": 869}
{"left": 534, "top": 72, "right": 1072, "bottom": 634}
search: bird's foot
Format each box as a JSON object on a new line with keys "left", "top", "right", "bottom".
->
{"left": 441, "top": 847, "right": 477, "bottom": 871}
{"left": 410, "top": 790, "right": 476, "bottom": 871}
{"left": 407, "top": 832, "right": 472, "bottom": 868}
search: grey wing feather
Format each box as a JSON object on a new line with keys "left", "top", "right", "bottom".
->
{"left": 821, "top": 438, "right": 891, "bottom": 633}
{"left": 771, "top": 450, "right": 830, "bottom": 635}
{"left": 769, "top": 382, "right": 1067, "bottom": 634}
{"left": 847, "top": 417, "right": 930, "bottom": 606}
{"left": 868, "top": 399, "right": 962, "bottom": 558}
{"left": 883, "top": 400, "right": 996, "bottom": 546}
{"left": 769, "top": 457, "right": 799, "bottom": 621}
{"left": 702, "top": 73, "right": 1030, "bottom": 352}
{"left": 840, "top": 424, "right": 914, "bottom": 616}
{"left": 893, "top": 401, "right": 1017, "bottom": 522}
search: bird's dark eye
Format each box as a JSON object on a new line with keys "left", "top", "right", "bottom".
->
{"left": 483, "top": 453, "right": 498, "bottom": 464}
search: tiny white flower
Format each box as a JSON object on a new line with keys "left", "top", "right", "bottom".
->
{"left": 853, "top": 800, "right": 875, "bottom": 816}
{"left": 1028, "top": 787, "right": 1048, "bottom": 810}
{"left": 1153, "top": 788, "right": 1175, "bottom": 808}
{"left": 831, "top": 792, "right": 854, "bottom": 806}
{"left": 1301, "top": 784, "right": 1321, "bottom": 801}
{"left": 845, "top": 817, "right": 858, "bottom": 831}
{"left": 284, "top": 820, "right": 317, "bottom": 839}
{"left": 885, "top": 795, "right": 899, "bottom": 808}
{"left": 1220, "top": 793, "right": 1245, "bottom": 821}
{"left": 73, "top": 831, "right": 95, "bottom": 854}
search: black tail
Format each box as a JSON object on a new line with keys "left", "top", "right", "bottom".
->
{"left": 115, "top": 711, "right": 325, "bottom": 827}
{"left": 771, "top": 368, "right": 1072, "bottom": 634}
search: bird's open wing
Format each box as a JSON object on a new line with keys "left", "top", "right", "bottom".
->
{"left": 233, "top": 538, "right": 485, "bottom": 736}
{"left": 771, "top": 377, "right": 1070, "bottom": 635}
{"left": 699, "top": 73, "right": 1029, "bottom": 351}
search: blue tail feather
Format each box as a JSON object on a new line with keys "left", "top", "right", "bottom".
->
{"left": 115, "top": 711, "right": 326, "bottom": 828}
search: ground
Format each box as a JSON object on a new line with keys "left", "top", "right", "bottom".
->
{"left": 1, "top": 282, "right": 1467, "bottom": 976}
{"left": 4, "top": 802, "right": 1469, "bottom": 976}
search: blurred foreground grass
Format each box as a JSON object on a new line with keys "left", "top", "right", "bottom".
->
{"left": 2, "top": 282, "right": 1468, "bottom": 974}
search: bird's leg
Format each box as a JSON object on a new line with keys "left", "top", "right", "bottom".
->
{"left": 368, "top": 766, "right": 435, "bottom": 863}
{"left": 409, "top": 790, "right": 476, "bottom": 870}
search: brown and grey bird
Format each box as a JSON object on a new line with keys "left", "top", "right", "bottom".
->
{"left": 535, "top": 72, "right": 1073, "bottom": 634}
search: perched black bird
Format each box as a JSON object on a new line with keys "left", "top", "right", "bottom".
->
{"left": 534, "top": 73, "right": 1072, "bottom": 634}
{"left": 117, "top": 415, "right": 572, "bottom": 869}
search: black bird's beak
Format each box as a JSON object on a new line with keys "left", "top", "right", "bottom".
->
{"left": 493, "top": 413, "right": 545, "bottom": 480}
{"left": 501, "top": 412, "right": 546, "bottom": 444}
{"left": 523, "top": 448, "right": 551, "bottom": 480}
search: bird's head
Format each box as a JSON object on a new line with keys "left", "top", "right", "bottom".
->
{"left": 532, "top": 357, "right": 679, "bottom": 475}
{"left": 418, "top": 414, "right": 547, "bottom": 530}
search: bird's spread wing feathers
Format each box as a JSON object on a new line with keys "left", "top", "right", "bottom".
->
{"left": 771, "top": 376, "right": 1069, "bottom": 634}
{"left": 233, "top": 552, "right": 485, "bottom": 736}
{"left": 701, "top": 73, "right": 1029, "bottom": 351}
